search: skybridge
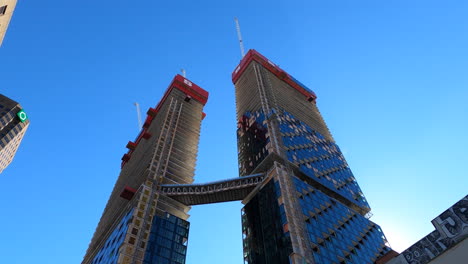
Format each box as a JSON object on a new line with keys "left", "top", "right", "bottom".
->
{"left": 160, "top": 173, "right": 265, "bottom": 206}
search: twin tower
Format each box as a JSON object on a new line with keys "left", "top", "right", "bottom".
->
{"left": 82, "top": 50, "right": 392, "bottom": 264}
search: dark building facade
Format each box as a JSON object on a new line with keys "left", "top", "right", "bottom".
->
{"left": 82, "top": 75, "right": 208, "bottom": 264}
{"left": 0, "top": 94, "right": 29, "bottom": 173}
{"left": 233, "top": 50, "right": 392, "bottom": 264}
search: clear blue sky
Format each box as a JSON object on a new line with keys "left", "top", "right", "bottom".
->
{"left": 1, "top": 0, "right": 467, "bottom": 263}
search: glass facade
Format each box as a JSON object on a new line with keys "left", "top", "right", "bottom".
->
{"left": 237, "top": 111, "right": 269, "bottom": 176}
{"left": 237, "top": 108, "right": 369, "bottom": 210}
{"left": 279, "top": 110, "right": 369, "bottom": 210}
{"left": 91, "top": 209, "right": 134, "bottom": 264}
{"left": 294, "top": 177, "right": 390, "bottom": 263}
{"left": 143, "top": 213, "right": 190, "bottom": 264}
{"left": 242, "top": 179, "right": 293, "bottom": 264}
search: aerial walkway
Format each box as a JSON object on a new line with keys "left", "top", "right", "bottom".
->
{"left": 159, "top": 173, "right": 265, "bottom": 205}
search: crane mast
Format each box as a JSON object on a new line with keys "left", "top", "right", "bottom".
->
{"left": 134, "top": 102, "right": 143, "bottom": 131}
{"left": 234, "top": 17, "right": 245, "bottom": 58}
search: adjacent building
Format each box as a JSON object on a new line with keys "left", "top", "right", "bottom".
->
{"left": 378, "top": 195, "right": 467, "bottom": 264}
{"left": 0, "top": 0, "right": 17, "bottom": 46}
{"left": 233, "top": 50, "right": 392, "bottom": 264}
{"left": 0, "top": 94, "right": 29, "bottom": 173}
{"left": 82, "top": 75, "right": 208, "bottom": 264}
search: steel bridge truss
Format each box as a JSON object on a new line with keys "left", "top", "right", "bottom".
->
{"left": 160, "top": 173, "right": 265, "bottom": 206}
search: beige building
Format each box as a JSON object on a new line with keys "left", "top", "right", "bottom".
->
{"left": 0, "top": 94, "right": 29, "bottom": 173}
{"left": 0, "top": 0, "right": 17, "bottom": 46}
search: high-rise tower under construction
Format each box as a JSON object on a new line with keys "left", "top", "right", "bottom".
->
{"left": 234, "top": 50, "right": 391, "bottom": 264}
{"left": 82, "top": 75, "right": 208, "bottom": 264}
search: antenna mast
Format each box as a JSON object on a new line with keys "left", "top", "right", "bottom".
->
{"left": 134, "top": 102, "right": 143, "bottom": 131}
{"left": 181, "top": 69, "right": 186, "bottom": 78}
{"left": 234, "top": 17, "right": 245, "bottom": 58}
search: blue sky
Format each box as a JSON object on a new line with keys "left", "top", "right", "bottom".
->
{"left": 1, "top": 0, "right": 467, "bottom": 263}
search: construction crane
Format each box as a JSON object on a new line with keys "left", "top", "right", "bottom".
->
{"left": 234, "top": 17, "right": 245, "bottom": 58}
{"left": 134, "top": 102, "right": 143, "bottom": 131}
